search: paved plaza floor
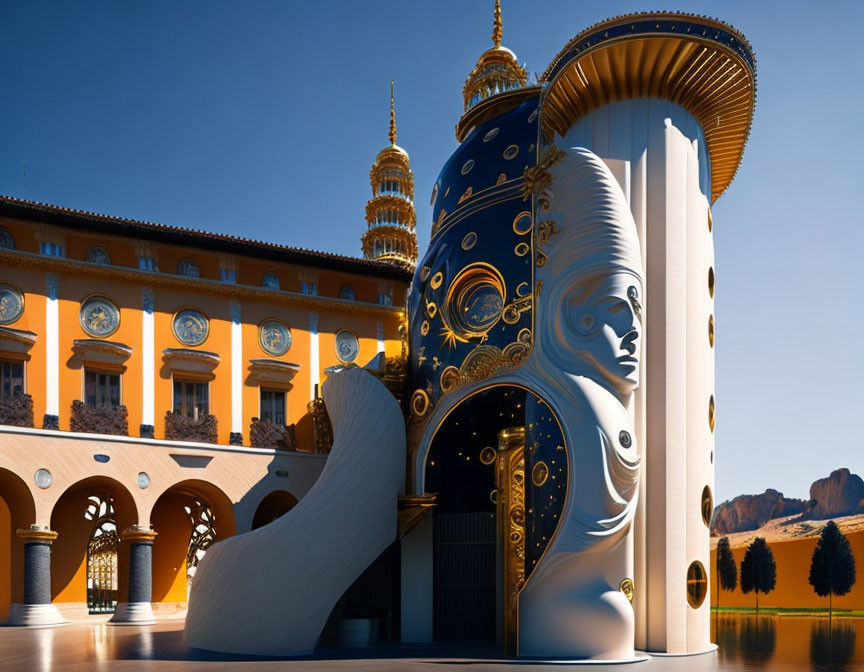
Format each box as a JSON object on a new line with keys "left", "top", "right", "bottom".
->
{"left": 0, "top": 620, "right": 733, "bottom": 672}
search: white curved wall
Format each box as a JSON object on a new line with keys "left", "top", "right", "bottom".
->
{"left": 184, "top": 367, "right": 406, "bottom": 655}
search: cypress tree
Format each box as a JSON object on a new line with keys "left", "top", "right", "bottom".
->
{"left": 809, "top": 520, "right": 856, "bottom": 619}
{"left": 714, "top": 536, "right": 738, "bottom": 633}
{"left": 739, "top": 537, "right": 776, "bottom": 611}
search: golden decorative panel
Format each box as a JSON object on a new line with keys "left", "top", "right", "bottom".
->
{"left": 620, "top": 578, "right": 635, "bottom": 603}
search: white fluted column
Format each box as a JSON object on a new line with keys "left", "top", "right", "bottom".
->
{"left": 140, "top": 288, "right": 155, "bottom": 438}
{"left": 309, "top": 313, "right": 319, "bottom": 399}
{"left": 230, "top": 301, "right": 243, "bottom": 446}
{"left": 43, "top": 274, "right": 59, "bottom": 430}
{"left": 376, "top": 321, "right": 385, "bottom": 355}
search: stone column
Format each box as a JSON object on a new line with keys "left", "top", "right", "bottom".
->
{"left": 9, "top": 527, "right": 66, "bottom": 626}
{"left": 110, "top": 527, "right": 157, "bottom": 625}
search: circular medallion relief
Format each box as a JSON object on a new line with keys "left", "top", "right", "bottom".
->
{"left": 701, "top": 485, "right": 713, "bottom": 527}
{"left": 443, "top": 264, "right": 506, "bottom": 340}
{"left": 620, "top": 578, "right": 635, "bottom": 603}
{"left": 259, "top": 320, "right": 292, "bottom": 356}
{"left": 334, "top": 328, "right": 359, "bottom": 363}
{"left": 531, "top": 461, "right": 549, "bottom": 487}
{"left": 483, "top": 127, "right": 499, "bottom": 142}
{"left": 461, "top": 159, "right": 475, "bottom": 175}
{"left": 172, "top": 308, "right": 209, "bottom": 346}
{"left": 479, "top": 446, "right": 497, "bottom": 465}
{"left": 0, "top": 282, "right": 24, "bottom": 325}
{"left": 34, "top": 468, "right": 52, "bottom": 489}
{"left": 79, "top": 295, "right": 120, "bottom": 337}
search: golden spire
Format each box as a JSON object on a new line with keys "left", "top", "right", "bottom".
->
{"left": 492, "top": 0, "right": 502, "bottom": 48}
{"left": 389, "top": 80, "right": 397, "bottom": 146}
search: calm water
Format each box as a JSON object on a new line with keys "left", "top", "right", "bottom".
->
{"left": 711, "top": 613, "right": 864, "bottom": 671}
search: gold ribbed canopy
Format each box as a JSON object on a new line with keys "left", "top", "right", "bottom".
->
{"left": 540, "top": 13, "right": 756, "bottom": 202}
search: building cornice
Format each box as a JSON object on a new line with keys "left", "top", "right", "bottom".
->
{"left": 0, "top": 248, "right": 405, "bottom": 321}
{"left": 0, "top": 196, "right": 414, "bottom": 283}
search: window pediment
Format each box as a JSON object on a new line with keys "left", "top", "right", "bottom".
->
{"left": 71, "top": 338, "right": 132, "bottom": 368}
{"left": 247, "top": 358, "right": 301, "bottom": 388}
{"left": 162, "top": 348, "right": 220, "bottom": 377}
{"left": 0, "top": 326, "right": 37, "bottom": 356}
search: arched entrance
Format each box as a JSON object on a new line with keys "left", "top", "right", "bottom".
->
{"left": 0, "top": 468, "right": 36, "bottom": 622}
{"left": 150, "top": 480, "right": 236, "bottom": 610}
{"left": 50, "top": 476, "right": 137, "bottom": 617}
{"left": 251, "top": 490, "right": 298, "bottom": 530}
{"left": 84, "top": 494, "right": 119, "bottom": 613}
{"left": 425, "top": 385, "right": 566, "bottom": 651}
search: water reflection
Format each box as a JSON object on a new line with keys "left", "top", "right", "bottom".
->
{"left": 810, "top": 619, "right": 856, "bottom": 670}
{"left": 713, "top": 613, "right": 863, "bottom": 671}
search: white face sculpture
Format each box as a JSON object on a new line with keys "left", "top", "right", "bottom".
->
{"left": 564, "top": 271, "right": 642, "bottom": 396}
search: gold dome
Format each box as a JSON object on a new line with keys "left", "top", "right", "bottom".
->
{"left": 462, "top": 0, "right": 527, "bottom": 111}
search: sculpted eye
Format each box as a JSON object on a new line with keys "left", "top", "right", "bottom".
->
{"left": 576, "top": 310, "right": 597, "bottom": 334}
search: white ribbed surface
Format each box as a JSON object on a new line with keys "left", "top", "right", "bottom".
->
{"left": 184, "top": 367, "right": 405, "bottom": 655}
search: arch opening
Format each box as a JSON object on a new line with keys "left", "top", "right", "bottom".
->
{"left": 149, "top": 480, "right": 237, "bottom": 609}
{"left": 424, "top": 385, "right": 566, "bottom": 650}
{"left": 0, "top": 468, "right": 36, "bottom": 622}
{"left": 49, "top": 476, "right": 137, "bottom": 615}
{"left": 251, "top": 490, "right": 298, "bottom": 531}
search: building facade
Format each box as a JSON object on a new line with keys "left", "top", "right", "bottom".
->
{"left": 0, "top": 184, "right": 412, "bottom": 623}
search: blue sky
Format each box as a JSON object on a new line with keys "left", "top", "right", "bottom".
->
{"left": 1, "top": 1, "right": 861, "bottom": 503}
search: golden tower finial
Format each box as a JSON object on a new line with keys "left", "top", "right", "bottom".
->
{"left": 389, "top": 80, "right": 397, "bottom": 146}
{"left": 492, "top": 0, "right": 502, "bottom": 47}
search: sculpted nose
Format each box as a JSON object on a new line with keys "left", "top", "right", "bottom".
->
{"left": 621, "top": 329, "right": 638, "bottom": 355}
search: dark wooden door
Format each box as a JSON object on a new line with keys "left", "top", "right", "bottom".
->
{"left": 433, "top": 512, "right": 496, "bottom": 641}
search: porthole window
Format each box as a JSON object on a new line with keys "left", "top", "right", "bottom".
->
{"left": 86, "top": 245, "right": 110, "bottom": 265}
{"left": 262, "top": 272, "right": 280, "bottom": 290}
{"left": 178, "top": 259, "right": 200, "bottom": 278}
{"left": 0, "top": 227, "right": 15, "bottom": 250}
{"left": 709, "top": 395, "right": 716, "bottom": 433}
{"left": 708, "top": 315, "right": 715, "bottom": 348}
{"left": 708, "top": 267, "right": 715, "bottom": 298}
{"left": 687, "top": 561, "right": 707, "bottom": 608}
{"left": 708, "top": 208, "right": 713, "bottom": 233}
{"left": 701, "top": 486, "right": 713, "bottom": 527}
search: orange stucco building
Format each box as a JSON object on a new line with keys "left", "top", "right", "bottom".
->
{"left": 0, "top": 130, "right": 416, "bottom": 624}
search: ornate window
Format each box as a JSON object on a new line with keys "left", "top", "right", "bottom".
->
{"left": 301, "top": 281, "right": 316, "bottom": 296}
{"left": 1, "top": 360, "right": 24, "bottom": 397}
{"left": 86, "top": 245, "right": 111, "bottom": 265}
{"left": 39, "top": 241, "right": 64, "bottom": 257}
{"left": 138, "top": 255, "right": 158, "bottom": 271}
{"left": 220, "top": 268, "right": 236, "bottom": 283}
{"left": 185, "top": 499, "right": 216, "bottom": 592}
{"left": 0, "top": 227, "right": 15, "bottom": 250}
{"left": 339, "top": 284, "right": 355, "bottom": 301}
{"left": 261, "top": 272, "right": 280, "bottom": 289}
{"left": 173, "top": 379, "right": 209, "bottom": 419}
{"left": 260, "top": 389, "right": 286, "bottom": 425}
{"left": 85, "top": 494, "right": 119, "bottom": 614}
{"left": 178, "top": 259, "right": 200, "bottom": 278}
{"left": 84, "top": 370, "right": 120, "bottom": 407}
